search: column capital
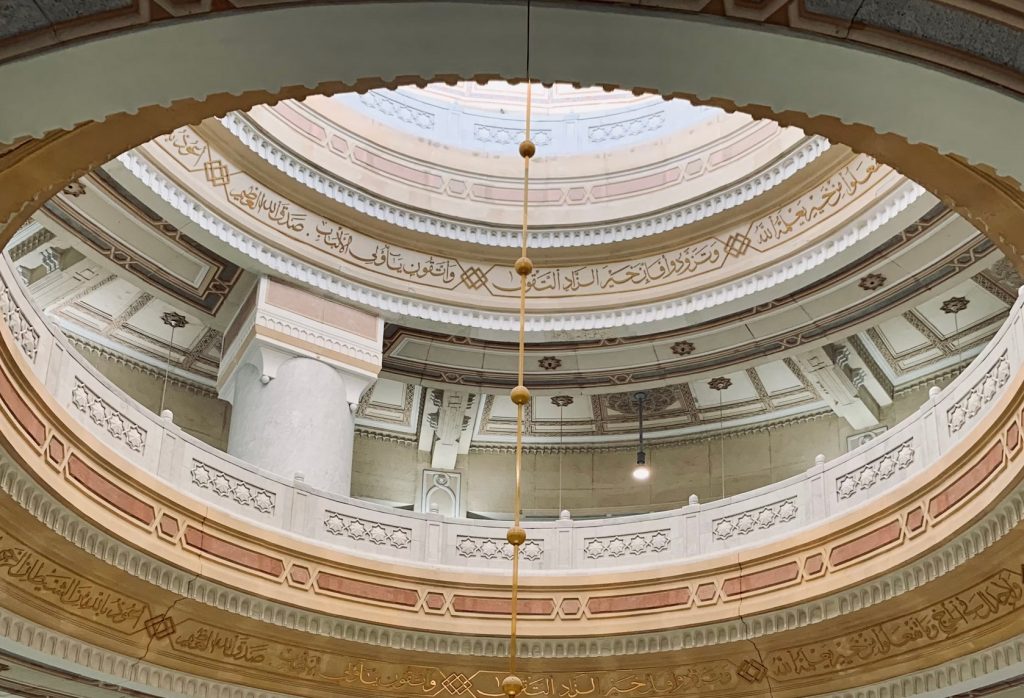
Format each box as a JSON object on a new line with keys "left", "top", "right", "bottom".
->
{"left": 794, "top": 343, "right": 880, "bottom": 430}
{"left": 219, "top": 276, "right": 383, "bottom": 404}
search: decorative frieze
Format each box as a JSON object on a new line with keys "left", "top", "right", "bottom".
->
{"left": 583, "top": 530, "right": 671, "bottom": 559}
{"left": 473, "top": 124, "right": 552, "bottom": 147}
{"left": 0, "top": 283, "right": 39, "bottom": 361}
{"left": 588, "top": 111, "right": 665, "bottom": 142}
{"left": 359, "top": 91, "right": 435, "bottom": 130}
{"left": 712, "top": 498, "right": 798, "bottom": 541}
{"left": 947, "top": 351, "right": 1012, "bottom": 434}
{"left": 455, "top": 535, "right": 543, "bottom": 562}
{"left": 324, "top": 512, "right": 411, "bottom": 550}
{"left": 836, "top": 440, "right": 915, "bottom": 499}
{"left": 70, "top": 379, "right": 146, "bottom": 453}
{"left": 125, "top": 143, "right": 917, "bottom": 334}
{"left": 221, "top": 113, "right": 831, "bottom": 250}
{"left": 190, "top": 460, "right": 275, "bottom": 514}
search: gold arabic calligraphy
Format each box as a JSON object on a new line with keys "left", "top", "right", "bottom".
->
{"left": 0, "top": 542, "right": 147, "bottom": 629}
{"left": 164, "top": 616, "right": 739, "bottom": 696}
{"left": 160, "top": 129, "right": 888, "bottom": 299}
{"left": 768, "top": 566, "right": 1024, "bottom": 677}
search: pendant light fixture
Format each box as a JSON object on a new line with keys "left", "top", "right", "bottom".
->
{"left": 632, "top": 391, "right": 650, "bottom": 481}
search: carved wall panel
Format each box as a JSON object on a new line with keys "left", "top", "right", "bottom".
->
{"left": 948, "top": 351, "right": 1012, "bottom": 434}
{"left": 191, "top": 460, "right": 276, "bottom": 514}
{"left": 455, "top": 535, "right": 543, "bottom": 562}
{"left": 836, "top": 440, "right": 915, "bottom": 499}
{"left": 324, "top": 512, "right": 412, "bottom": 550}
{"left": 70, "top": 379, "right": 146, "bottom": 453}
{"left": 583, "top": 530, "right": 671, "bottom": 559}
{"left": 712, "top": 498, "right": 798, "bottom": 541}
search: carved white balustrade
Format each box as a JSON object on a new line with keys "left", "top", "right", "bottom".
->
{"left": 2, "top": 257, "right": 1023, "bottom": 573}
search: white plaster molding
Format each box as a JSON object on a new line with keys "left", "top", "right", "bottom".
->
{"left": 118, "top": 149, "right": 925, "bottom": 334}
{"left": 255, "top": 309, "right": 381, "bottom": 367}
{"left": 2, "top": 252, "right": 1023, "bottom": 659}
{"left": 588, "top": 111, "right": 666, "bottom": 143}
{"left": 473, "top": 122, "right": 553, "bottom": 147}
{"left": 4, "top": 251, "right": 1020, "bottom": 577}
{"left": 223, "top": 111, "right": 830, "bottom": 249}
{"left": 64, "top": 332, "right": 217, "bottom": 395}
{"left": 467, "top": 408, "right": 835, "bottom": 452}
{"left": 359, "top": 91, "right": 435, "bottom": 130}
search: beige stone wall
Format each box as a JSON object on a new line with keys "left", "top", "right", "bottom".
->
{"left": 351, "top": 385, "right": 946, "bottom": 517}
{"left": 74, "top": 347, "right": 231, "bottom": 450}
{"left": 349, "top": 437, "right": 429, "bottom": 505}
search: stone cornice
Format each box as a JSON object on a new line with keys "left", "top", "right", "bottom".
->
{"left": 221, "top": 111, "right": 831, "bottom": 249}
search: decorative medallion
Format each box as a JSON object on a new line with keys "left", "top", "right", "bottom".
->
{"left": 941, "top": 296, "right": 970, "bottom": 314}
{"left": 606, "top": 386, "right": 675, "bottom": 415}
{"left": 551, "top": 395, "right": 574, "bottom": 407}
{"left": 161, "top": 311, "right": 188, "bottom": 328}
{"left": 708, "top": 376, "right": 733, "bottom": 391}
{"left": 858, "top": 273, "right": 886, "bottom": 291}
{"left": 538, "top": 356, "right": 562, "bottom": 370}
{"left": 61, "top": 181, "right": 86, "bottom": 197}
{"left": 670, "top": 340, "right": 695, "bottom": 356}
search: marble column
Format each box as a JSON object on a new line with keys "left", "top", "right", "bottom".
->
{"left": 219, "top": 276, "right": 382, "bottom": 496}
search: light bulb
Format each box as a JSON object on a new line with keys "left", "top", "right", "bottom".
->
{"left": 632, "top": 464, "right": 651, "bottom": 481}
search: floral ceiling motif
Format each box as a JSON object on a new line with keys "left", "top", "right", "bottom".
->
{"left": 538, "top": 356, "right": 562, "bottom": 371}
{"left": 670, "top": 340, "right": 695, "bottom": 356}
{"left": 941, "top": 296, "right": 970, "bottom": 314}
{"left": 858, "top": 273, "right": 886, "bottom": 291}
{"left": 605, "top": 387, "right": 677, "bottom": 415}
{"left": 708, "top": 377, "right": 733, "bottom": 391}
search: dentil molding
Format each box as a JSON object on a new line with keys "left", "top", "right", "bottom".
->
{"left": 118, "top": 150, "right": 925, "bottom": 334}
{"left": 221, "top": 112, "right": 832, "bottom": 249}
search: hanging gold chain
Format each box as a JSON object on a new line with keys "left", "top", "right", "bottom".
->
{"left": 500, "top": 78, "right": 535, "bottom": 698}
